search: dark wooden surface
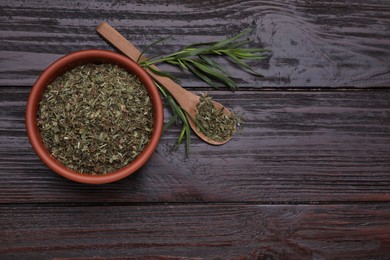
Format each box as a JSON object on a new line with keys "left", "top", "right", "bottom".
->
{"left": 1, "top": 0, "right": 390, "bottom": 259}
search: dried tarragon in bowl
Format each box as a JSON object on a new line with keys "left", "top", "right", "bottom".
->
{"left": 37, "top": 64, "right": 153, "bottom": 174}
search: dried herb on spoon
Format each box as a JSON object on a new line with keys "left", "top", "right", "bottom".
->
{"left": 195, "top": 93, "right": 244, "bottom": 142}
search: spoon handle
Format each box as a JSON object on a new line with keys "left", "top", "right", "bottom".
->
{"left": 96, "top": 22, "right": 199, "bottom": 112}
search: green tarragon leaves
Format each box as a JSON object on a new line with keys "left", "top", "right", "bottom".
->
{"left": 140, "top": 29, "right": 269, "bottom": 91}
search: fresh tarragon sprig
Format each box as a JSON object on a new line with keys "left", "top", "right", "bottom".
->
{"left": 139, "top": 29, "right": 268, "bottom": 91}
{"left": 138, "top": 29, "right": 269, "bottom": 154}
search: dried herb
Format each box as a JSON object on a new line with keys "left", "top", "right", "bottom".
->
{"left": 37, "top": 64, "right": 153, "bottom": 174}
{"left": 195, "top": 94, "right": 243, "bottom": 142}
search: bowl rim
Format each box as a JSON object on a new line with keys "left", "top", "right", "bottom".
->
{"left": 25, "top": 49, "right": 164, "bottom": 184}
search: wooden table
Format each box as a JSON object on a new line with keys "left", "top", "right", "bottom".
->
{"left": 1, "top": 0, "right": 390, "bottom": 259}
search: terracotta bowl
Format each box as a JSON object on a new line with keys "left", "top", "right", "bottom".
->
{"left": 26, "top": 50, "right": 163, "bottom": 184}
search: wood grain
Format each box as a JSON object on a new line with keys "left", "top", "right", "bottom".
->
{"left": 1, "top": 203, "right": 389, "bottom": 259}
{"left": 1, "top": 0, "right": 389, "bottom": 87}
{"left": 1, "top": 1, "right": 390, "bottom": 259}
{"left": 1, "top": 87, "right": 389, "bottom": 203}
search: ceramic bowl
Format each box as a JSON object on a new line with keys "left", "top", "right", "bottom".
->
{"left": 26, "top": 50, "right": 163, "bottom": 184}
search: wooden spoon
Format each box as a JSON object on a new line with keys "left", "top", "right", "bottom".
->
{"left": 97, "top": 21, "right": 234, "bottom": 145}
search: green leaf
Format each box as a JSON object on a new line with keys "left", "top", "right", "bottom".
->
{"left": 212, "top": 28, "right": 252, "bottom": 49}
{"left": 155, "top": 58, "right": 190, "bottom": 72}
{"left": 229, "top": 49, "right": 268, "bottom": 60}
{"left": 163, "top": 110, "right": 178, "bottom": 132}
{"left": 138, "top": 35, "right": 172, "bottom": 63}
{"left": 154, "top": 81, "right": 191, "bottom": 156}
{"left": 186, "top": 61, "right": 220, "bottom": 89}
{"left": 226, "top": 54, "right": 263, "bottom": 77}
{"left": 146, "top": 65, "right": 178, "bottom": 80}
{"left": 234, "top": 47, "right": 270, "bottom": 53}
{"left": 222, "top": 40, "right": 252, "bottom": 50}
{"left": 199, "top": 54, "right": 228, "bottom": 74}
{"left": 187, "top": 59, "right": 237, "bottom": 90}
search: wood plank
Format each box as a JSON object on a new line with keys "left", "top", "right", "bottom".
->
{"left": 0, "top": 203, "right": 389, "bottom": 259}
{"left": 1, "top": 0, "right": 389, "bottom": 87}
{"left": 1, "top": 87, "right": 389, "bottom": 203}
